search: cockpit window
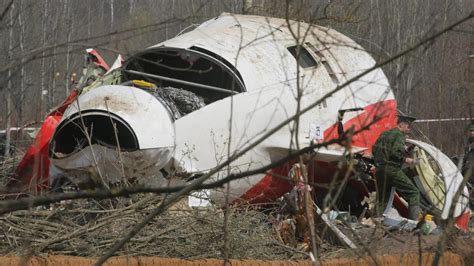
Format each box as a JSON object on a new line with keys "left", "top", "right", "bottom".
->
{"left": 122, "top": 47, "right": 245, "bottom": 105}
{"left": 287, "top": 45, "right": 318, "bottom": 68}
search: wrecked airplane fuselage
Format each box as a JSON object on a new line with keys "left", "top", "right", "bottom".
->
{"left": 11, "top": 13, "right": 470, "bottom": 229}
{"left": 50, "top": 13, "right": 397, "bottom": 200}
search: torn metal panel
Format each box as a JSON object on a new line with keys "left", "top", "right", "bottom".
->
{"left": 407, "top": 139, "right": 470, "bottom": 220}
{"left": 315, "top": 204, "right": 357, "bottom": 249}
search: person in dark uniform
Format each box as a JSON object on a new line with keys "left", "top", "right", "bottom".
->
{"left": 463, "top": 130, "right": 474, "bottom": 210}
{"left": 372, "top": 115, "right": 420, "bottom": 220}
{"left": 462, "top": 136, "right": 474, "bottom": 180}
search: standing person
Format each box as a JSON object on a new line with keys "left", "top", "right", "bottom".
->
{"left": 462, "top": 136, "right": 474, "bottom": 179}
{"left": 462, "top": 133, "right": 474, "bottom": 211}
{"left": 372, "top": 115, "right": 420, "bottom": 220}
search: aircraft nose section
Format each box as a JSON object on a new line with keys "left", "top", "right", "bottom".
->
{"left": 49, "top": 85, "right": 175, "bottom": 188}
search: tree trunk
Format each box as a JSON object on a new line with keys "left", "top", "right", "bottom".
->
{"left": 39, "top": 0, "right": 48, "bottom": 121}
{"left": 110, "top": 0, "right": 114, "bottom": 30}
{"left": 242, "top": 0, "right": 253, "bottom": 14}
{"left": 64, "top": 0, "right": 72, "bottom": 97}
{"left": 18, "top": 0, "right": 25, "bottom": 127}
{"left": 4, "top": 2, "right": 15, "bottom": 158}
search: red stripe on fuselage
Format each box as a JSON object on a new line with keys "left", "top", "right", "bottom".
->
{"left": 324, "top": 99, "right": 397, "bottom": 155}
{"left": 235, "top": 100, "right": 397, "bottom": 204}
{"left": 233, "top": 163, "right": 294, "bottom": 205}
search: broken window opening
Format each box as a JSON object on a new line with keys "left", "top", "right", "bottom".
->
{"left": 50, "top": 110, "right": 139, "bottom": 158}
{"left": 189, "top": 46, "right": 245, "bottom": 90}
{"left": 122, "top": 47, "right": 245, "bottom": 106}
{"left": 287, "top": 45, "right": 318, "bottom": 69}
{"left": 305, "top": 42, "right": 339, "bottom": 84}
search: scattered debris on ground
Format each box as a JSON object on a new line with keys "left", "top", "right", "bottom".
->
{"left": 0, "top": 154, "right": 473, "bottom": 263}
{"left": 0, "top": 194, "right": 472, "bottom": 262}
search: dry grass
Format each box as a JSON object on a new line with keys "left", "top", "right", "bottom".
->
{"left": 0, "top": 152, "right": 311, "bottom": 260}
{"left": 0, "top": 194, "right": 311, "bottom": 260}
{"left": 0, "top": 154, "right": 471, "bottom": 262}
{"left": 0, "top": 154, "right": 20, "bottom": 189}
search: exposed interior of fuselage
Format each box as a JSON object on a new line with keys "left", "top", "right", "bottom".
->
{"left": 122, "top": 46, "right": 246, "bottom": 106}
{"left": 303, "top": 140, "right": 449, "bottom": 220}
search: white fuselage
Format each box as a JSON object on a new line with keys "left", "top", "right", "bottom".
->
{"left": 50, "top": 13, "right": 396, "bottom": 204}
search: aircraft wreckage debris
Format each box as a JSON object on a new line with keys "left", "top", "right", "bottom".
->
{"left": 0, "top": 13, "right": 472, "bottom": 264}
